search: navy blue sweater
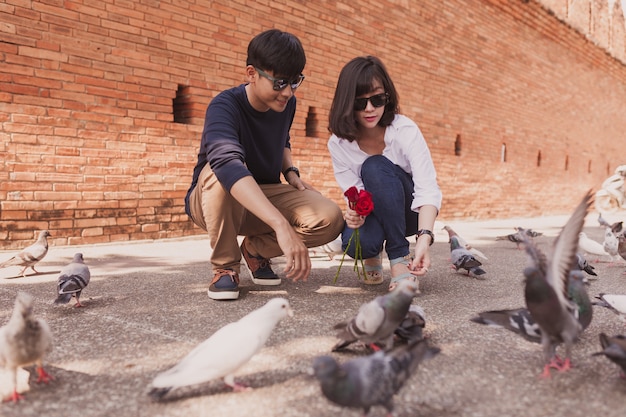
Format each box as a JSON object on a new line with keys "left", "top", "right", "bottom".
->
{"left": 185, "top": 84, "right": 296, "bottom": 216}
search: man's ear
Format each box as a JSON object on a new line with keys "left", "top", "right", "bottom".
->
{"left": 245, "top": 65, "right": 256, "bottom": 83}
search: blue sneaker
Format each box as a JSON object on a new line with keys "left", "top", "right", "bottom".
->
{"left": 240, "top": 238, "right": 281, "bottom": 286}
{"left": 207, "top": 269, "right": 239, "bottom": 300}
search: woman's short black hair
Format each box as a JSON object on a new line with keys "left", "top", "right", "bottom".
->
{"left": 328, "top": 56, "right": 399, "bottom": 141}
{"left": 246, "top": 29, "right": 306, "bottom": 78}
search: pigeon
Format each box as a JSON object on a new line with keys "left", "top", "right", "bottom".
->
{"left": 592, "top": 333, "right": 626, "bottom": 378}
{"left": 593, "top": 293, "right": 626, "bottom": 322}
{"left": 393, "top": 304, "right": 426, "bottom": 344}
{"left": 471, "top": 270, "right": 593, "bottom": 343}
{"left": 523, "top": 190, "right": 592, "bottom": 377}
{"left": 312, "top": 339, "right": 440, "bottom": 416}
{"left": 521, "top": 227, "right": 543, "bottom": 238}
{"left": 495, "top": 229, "right": 526, "bottom": 249}
{"left": 597, "top": 213, "right": 623, "bottom": 234}
{"left": 575, "top": 252, "right": 597, "bottom": 278}
{"left": 617, "top": 232, "right": 626, "bottom": 263}
{"left": 310, "top": 235, "right": 343, "bottom": 260}
{"left": 0, "top": 230, "right": 51, "bottom": 277}
{"left": 148, "top": 298, "right": 293, "bottom": 400}
{"left": 54, "top": 253, "right": 91, "bottom": 308}
{"left": 602, "top": 227, "right": 621, "bottom": 263}
{"left": 332, "top": 280, "right": 419, "bottom": 352}
{"left": 449, "top": 236, "right": 485, "bottom": 278}
{"left": 0, "top": 292, "right": 54, "bottom": 402}
{"left": 578, "top": 232, "right": 609, "bottom": 261}
{"left": 471, "top": 308, "right": 541, "bottom": 343}
{"left": 442, "top": 225, "right": 488, "bottom": 260}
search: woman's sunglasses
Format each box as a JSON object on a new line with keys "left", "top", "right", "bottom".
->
{"left": 353, "top": 93, "right": 389, "bottom": 111}
{"left": 255, "top": 67, "right": 305, "bottom": 91}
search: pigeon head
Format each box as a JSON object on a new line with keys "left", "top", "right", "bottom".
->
{"left": 73, "top": 253, "right": 85, "bottom": 263}
{"left": 265, "top": 297, "right": 294, "bottom": 319}
{"left": 14, "top": 292, "right": 34, "bottom": 318}
{"left": 311, "top": 355, "right": 340, "bottom": 380}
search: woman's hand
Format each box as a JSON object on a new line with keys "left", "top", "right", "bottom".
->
{"left": 344, "top": 207, "right": 365, "bottom": 229}
{"left": 410, "top": 236, "right": 432, "bottom": 276}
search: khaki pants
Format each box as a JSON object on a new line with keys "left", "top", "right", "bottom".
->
{"left": 188, "top": 164, "right": 344, "bottom": 273}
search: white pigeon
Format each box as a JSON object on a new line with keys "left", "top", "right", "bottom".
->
{"left": 578, "top": 232, "right": 609, "bottom": 261}
{"left": 0, "top": 292, "right": 54, "bottom": 402}
{"left": 54, "top": 253, "right": 91, "bottom": 308}
{"left": 0, "top": 230, "right": 51, "bottom": 277}
{"left": 148, "top": 297, "right": 293, "bottom": 400}
{"left": 602, "top": 227, "right": 621, "bottom": 263}
{"left": 310, "top": 235, "right": 343, "bottom": 260}
{"left": 442, "top": 225, "right": 488, "bottom": 260}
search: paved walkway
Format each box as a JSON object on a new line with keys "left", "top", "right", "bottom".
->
{"left": 1, "top": 212, "right": 626, "bottom": 417}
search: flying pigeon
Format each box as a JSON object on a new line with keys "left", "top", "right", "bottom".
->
{"left": 0, "top": 230, "right": 51, "bottom": 277}
{"left": 592, "top": 333, "right": 626, "bottom": 378}
{"left": 148, "top": 298, "right": 293, "bottom": 400}
{"left": 312, "top": 339, "right": 440, "bottom": 416}
{"left": 471, "top": 270, "right": 593, "bottom": 343}
{"left": 442, "top": 225, "right": 488, "bottom": 260}
{"left": 0, "top": 292, "right": 54, "bottom": 402}
{"left": 593, "top": 293, "right": 626, "bottom": 322}
{"left": 54, "top": 253, "right": 91, "bottom": 308}
{"left": 310, "top": 235, "right": 343, "bottom": 260}
{"left": 449, "top": 236, "right": 485, "bottom": 278}
{"left": 578, "top": 232, "right": 610, "bottom": 262}
{"left": 332, "top": 280, "right": 419, "bottom": 352}
{"left": 495, "top": 229, "right": 526, "bottom": 249}
{"left": 523, "top": 190, "right": 592, "bottom": 378}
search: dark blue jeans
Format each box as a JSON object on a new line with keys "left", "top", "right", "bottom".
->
{"left": 341, "top": 155, "right": 418, "bottom": 260}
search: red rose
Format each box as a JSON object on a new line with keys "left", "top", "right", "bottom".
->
{"left": 354, "top": 190, "right": 374, "bottom": 216}
{"left": 344, "top": 186, "right": 359, "bottom": 204}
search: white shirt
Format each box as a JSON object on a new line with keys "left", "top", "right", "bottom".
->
{"left": 328, "top": 114, "right": 442, "bottom": 213}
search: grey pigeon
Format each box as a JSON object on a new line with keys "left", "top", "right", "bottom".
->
{"left": 0, "top": 292, "right": 54, "bottom": 402}
{"left": 0, "top": 230, "right": 51, "bottom": 277}
{"left": 312, "top": 339, "right": 440, "bottom": 416}
{"left": 449, "top": 236, "right": 485, "bottom": 278}
{"left": 520, "top": 227, "right": 543, "bottom": 238}
{"left": 332, "top": 280, "right": 419, "bottom": 352}
{"left": 575, "top": 252, "right": 597, "bottom": 278}
{"left": 54, "top": 253, "right": 91, "bottom": 308}
{"left": 471, "top": 270, "right": 593, "bottom": 343}
{"left": 597, "top": 213, "right": 623, "bottom": 234}
{"left": 148, "top": 298, "right": 293, "bottom": 400}
{"left": 523, "top": 190, "right": 592, "bottom": 378}
{"left": 592, "top": 333, "right": 626, "bottom": 378}
{"left": 495, "top": 229, "right": 525, "bottom": 249}
{"left": 593, "top": 293, "right": 626, "bottom": 322}
{"left": 442, "top": 225, "right": 488, "bottom": 260}
{"left": 374, "top": 304, "right": 427, "bottom": 349}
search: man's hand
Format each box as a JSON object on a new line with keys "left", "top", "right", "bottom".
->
{"left": 275, "top": 224, "right": 311, "bottom": 282}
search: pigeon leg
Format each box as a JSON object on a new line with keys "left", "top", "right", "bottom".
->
{"left": 224, "top": 375, "right": 250, "bottom": 392}
{"left": 3, "top": 389, "right": 24, "bottom": 403}
{"left": 19, "top": 267, "right": 28, "bottom": 277}
{"left": 368, "top": 343, "right": 382, "bottom": 352}
{"left": 540, "top": 357, "right": 563, "bottom": 378}
{"left": 35, "top": 365, "right": 54, "bottom": 383}
{"left": 556, "top": 357, "right": 572, "bottom": 372}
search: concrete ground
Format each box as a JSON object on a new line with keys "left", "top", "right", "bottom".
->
{"left": 1, "top": 210, "right": 626, "bottom": 417}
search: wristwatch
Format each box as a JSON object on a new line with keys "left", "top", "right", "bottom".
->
{"left": 417, "top": 229, "right": 435, "bottom": 246}
{"left": 283, "top": 166, "right": 300, "bottom": 178}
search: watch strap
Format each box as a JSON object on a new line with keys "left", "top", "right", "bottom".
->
{"left": 417, "top": 229, "right": 435, "bottom": 246}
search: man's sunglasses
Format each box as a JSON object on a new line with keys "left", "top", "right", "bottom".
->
{"left": 353, "top": 93, "right": 389, "bottom": 111}
{"left": 255, "top": 67, "right": 305, "bottom": 91}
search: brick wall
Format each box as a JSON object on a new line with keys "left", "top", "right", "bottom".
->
{"left": 1, "top": 0, "right": 626, "bottom": 248}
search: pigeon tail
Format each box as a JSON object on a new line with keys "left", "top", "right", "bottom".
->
{"left": 54, "top": 293, "right": 73, "bottom": 305}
